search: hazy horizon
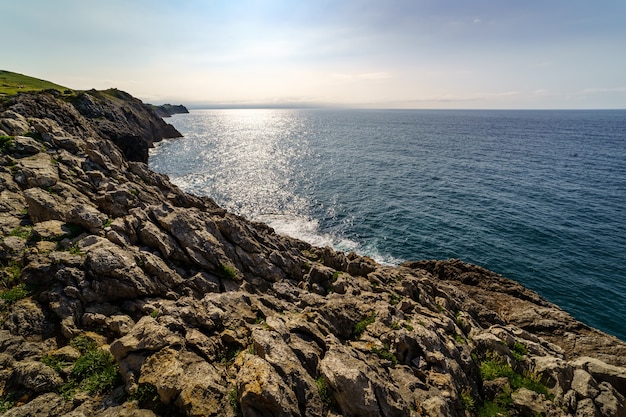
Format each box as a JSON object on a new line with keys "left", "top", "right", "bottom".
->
{"left": 3, "top": 0, "right": 625, "bottom": 109}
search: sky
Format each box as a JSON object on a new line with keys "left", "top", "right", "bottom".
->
{"left": 2, "top": 0, "right": 626, "bottom": 109}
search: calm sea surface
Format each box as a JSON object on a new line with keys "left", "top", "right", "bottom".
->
{"left": 149, "top": 109, "right": 626, "bottom": 341}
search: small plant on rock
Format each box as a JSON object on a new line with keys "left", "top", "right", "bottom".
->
{"left": 353, "top": 312, "right": 376, "bottom": 339}
{"left": 371, "top": 345, "right": 398, "bottom": 367}
{"left": 229, "top": 386, "right": 242, "bottom": 417}
{"left": 8, "top": 225, "right": 32, "bottom": 239}
{"left": 315, "top": 376, "right": 335, "bottom": 409}
{"left": 0, "top": 394, "right": 15, "bottom": 413}
{"left": 217, "top": 263, "right": 237, "bottom": 280}
{"left": 60, "top": 335, "right": 121, "bottom": 399}
{"left": 0, "top": 135, "right": 13, "bottom": 153}
{"left": 460, "top": 388, "right": 476, "bottom": 412}
{"left": 510, "top": 342, "right": 528, "bottom": 361}
{"left": 0, "top": 284, "right": 29, "bottom": 305}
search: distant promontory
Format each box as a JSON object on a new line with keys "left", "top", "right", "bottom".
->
{"left": 149, "top": 103, "right": 190, "bottom": 118}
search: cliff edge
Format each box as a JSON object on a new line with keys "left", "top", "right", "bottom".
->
{"left": 0, "top": 89, "right": 625, "bottom": 417}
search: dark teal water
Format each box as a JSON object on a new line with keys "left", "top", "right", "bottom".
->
{"left": 149, "top": 109, "right": 626, "bottom": 341}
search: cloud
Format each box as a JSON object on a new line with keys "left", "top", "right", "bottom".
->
{"left": 578, "top": 87, "right": 626, "bottom": 94}
{"left": 331, "top": 72, "right": 392, "bottom": 82}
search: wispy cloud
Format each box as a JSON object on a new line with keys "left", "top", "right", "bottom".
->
{"left": 331, "top": 72, "right": 392, "bottom": 82}
{"left": 578, "top": 87, "right": 626, "bottom": 94}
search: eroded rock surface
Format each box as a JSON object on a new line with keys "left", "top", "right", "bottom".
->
{"left": 1, "top": 90, "right": 625, "bottom": 416}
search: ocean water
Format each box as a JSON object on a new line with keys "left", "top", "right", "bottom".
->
{"left": 149, "top": 109, "right": 626, "bottom": 341}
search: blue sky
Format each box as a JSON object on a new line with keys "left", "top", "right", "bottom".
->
{"left": 2, "top": 0, "right": 625, "bottom": 108}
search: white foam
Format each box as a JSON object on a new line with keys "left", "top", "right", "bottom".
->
{"left": 258, "top": 213, "right": 402, "bottom": 266}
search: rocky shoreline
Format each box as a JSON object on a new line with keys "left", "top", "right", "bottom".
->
{"left": 0, "top": 89, "right": 625, "bottom": 416}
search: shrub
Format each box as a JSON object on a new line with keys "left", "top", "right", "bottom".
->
{"left": 0, "top": 394, "right": 15, "bottom": 413}
{"left": 60, "top": 335, "right": 121, "bottom": 399}
{"left": 460, "top": 388, "right": 476, "bottom": 412}
{"left": 217, "top": 263, "right": 237, "bottom": 280}
{"left": 511, "top": 342, "right": 528, "bottom": 361}
{"left": 353, "top": 312, "right": 376, "bottom": 339}
{"left": 70, "top": 347, "right": 119, "bottom": 394}
{"left": 0, "top": 284, "right": 29, "bottom": 304}
{"left": 371, "top": 345, "right": 398, "bottom": 367}
{"left": 1, "top": 261, "right": 23, "bottom": 288}
{"left": 315, "top": 376, "right": 334, "bottom": 408}
{"left": 478, "top": 352, "right": 553, "bottom": 415}
{"left": 229, "top": 387, "right": 242, "bottom": 417}
{"left": 0, "top": 135, "right": 12, "bottom": 152}
{"left": 8, "top": 226, "right": 32, "bottom": 239}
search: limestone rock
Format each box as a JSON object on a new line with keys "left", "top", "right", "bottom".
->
{"left": 23, "top": 187, "right": 68, "bottom": 223}
{"left": 110, "top": 316, "right": 184, "bottom": 361}
{"left": 14, "top": 152, "right": 58, "bottom": 188}
{"left": 2, "top": 392, "right": 70, "bottom": 417}
{"left": 8, "top": 360, "right": 63, "bottom": 392}
{"left": 237, "top": 354, "right": 301, "bottom": 417}
{"left": 573, "top": 369, "right": 601, "bottom": 399}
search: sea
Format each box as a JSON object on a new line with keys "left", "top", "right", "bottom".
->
{"left": 149, "top": 109, "right": 626, "bottom": 341}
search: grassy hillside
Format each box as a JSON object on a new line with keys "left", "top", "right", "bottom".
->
{"left": 0, "top": 70, "right": 73, "bottom": 98}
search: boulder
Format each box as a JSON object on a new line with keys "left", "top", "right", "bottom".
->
{"left": 110, "top": 316, "right": 184, "bottom": 360}
{"left": 237, "top": 354, "right": 301, "bottom": 417}
{"left": 14, "top": 152, "right": 58, "bottom": 189}
{"left": 2, "top": 392, "right": 70, "bottom": 417}
{"left": 8, "top": 360, "right": 63, "bottom": 392}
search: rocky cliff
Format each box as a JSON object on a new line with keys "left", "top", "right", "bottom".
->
{"left": 148, "top": 104, "right": 189, "bottom": 118}
{"left": 0, "top": 90, "right": 625, "bottom": 417}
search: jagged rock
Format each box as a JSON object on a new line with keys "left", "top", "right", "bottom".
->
{"left": 7, "top": 360, "right": 63, "bottom": 392}
{"left": 10, "top": 136, "right": 44, "bottom": 155}
{"left": 14, "top": 152, "right": 58, "bottom": 189}
{"left": 32, "top": 220, "right": 72, "bottom": 241}
{"left": 3, "top": 298, "right": 54, "bottom": 339}
{"left": 67, "top": 204, "right": 106, "bottom": 230}
{"left": 175, "top": 359, "right": 226, "bottom": 417}
{"left": 573, "top": 369, "right": 601, "bottom": 399}
{"left": 0, "top": 236, "right": 26, "bottom": 259}
{"left": 594, "top": 382, "right": 626, "bottom": 417}
{"left": 110, "top": 316, "right": 184, "bottom": 361}
{"left": 237, "top": 354, "right": 301, "bottom": 417}
{"left": 577, "top": 398, "right": 602, "bottom": 417}
{"left": 2, "top": 392, "right": 71, "bottom": 417}
{"left": 138, "top": 347, "right": 184, "bottom": 404}
{"left": 573, "top": 357, "right": 626, "bottom": 398}
{"left": 511, "top": 388, "right": 549, "bottom": 415}
{"left": 23, "top": 187, "right": 69, "bottom": 223}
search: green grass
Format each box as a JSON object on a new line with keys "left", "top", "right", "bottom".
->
{"left": 59, "top": 336, "right": 121, "bottom": 399}
{"left": 0, "top": 135, "right": 12, "bottom": 152}
{"left": 229, "top": 386, "right": 242, "bottom": 417}
{"left": 389, "top": 292, "right": 403, "bottom": 305}
{"left": 8, "top": 225, "right": 32, "bottom": 239}
{"left": 315, "top": 376, "right": 334, "bottom": 409}
{"left": 460, "top": 388, "right": 476, "bottom": 412}
{"left": 353, "top": 312, "right": 376, "bottom": 339}
{"left": 478, "top": 399, "right": 509, "bottom": 417}
{"left": 41, "top": 354, "right": 71, "bottom": 373}
{"left": 0, "top": 394, "right": 15, "bottom": 413}
{"left": 217, "top": 263, "right": 238, "bottom": 280}
{"left": 371, "top": 345, "right": 398, "bottom": 367}
{"left": 478, "top": 352, "right": 552, "bottom": 416}
{"left": 510, "top": 342, "right": 528, "bottom": 361}
{"left": 0, "top": 283, "right": 29, "bottom": 304}
{"left": 1, "top": 261, "right": 23, "bottom": 288}
{"left": 0, "top": 70, "right": 72, "bottom": 98}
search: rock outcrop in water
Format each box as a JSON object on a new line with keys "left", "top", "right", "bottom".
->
{"left": 1, "top": 89, "right": 625, "bottom": 417}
